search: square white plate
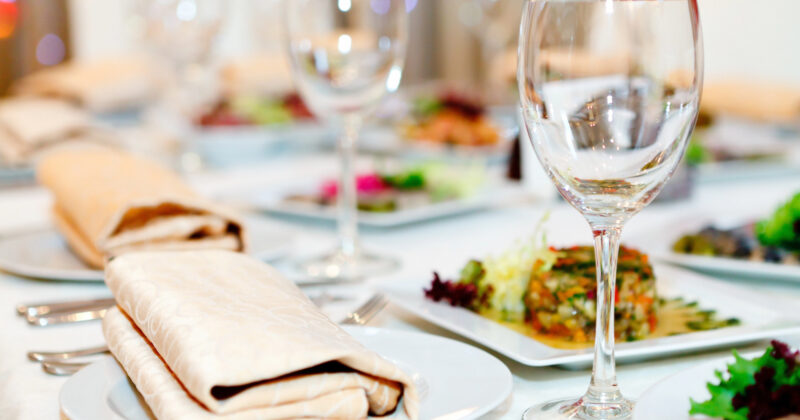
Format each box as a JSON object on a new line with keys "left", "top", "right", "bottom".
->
{"left": 379, "top": 264, "right": 800, "bottom": 368}
{"left": 247, "top": 182, "right": 525, "bottom": 228}
{"left": 635, "top": 214, "right": 800, "bottom": 282}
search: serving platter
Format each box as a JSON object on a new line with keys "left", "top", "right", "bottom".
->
{"left": 380, "top": 264, "right": 800, "bottom": 368}
{"left": 59, "top": 326, "right": 513, "bottom": 420}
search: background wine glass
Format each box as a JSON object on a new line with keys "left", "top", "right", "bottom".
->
{"left": 134, "top": 0, "right": 227, "bottom": 170}
{"left": 285, "top": 0, "right": 408, "bottom": 281}
{"left": 518, "top": 1, "right": 702, "bottom": 419}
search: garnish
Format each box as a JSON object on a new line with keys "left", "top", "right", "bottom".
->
{"left": 690, "top": 340, "right": 800, "bottom": 420}
{"left": 756, "top": 192, "right": 800, "bottom": 251}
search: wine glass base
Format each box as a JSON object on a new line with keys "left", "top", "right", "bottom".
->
{"left": 297, "top": 249, "right": 399, "bottom": 282}
{"left": 522, "top": 396, "right": 633, "bottom": 420}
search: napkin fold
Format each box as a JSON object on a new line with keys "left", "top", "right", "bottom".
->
{"left": 102, "top": 251, "right": 418, "bottom": 419}
{"left": 37, "top": 149, "right": 245, "bottom": 268}
{"left": 13, "top": 56, "right": 159, "bottom": 113}
{"left": 0, "top": 98, "right": 112, "bottom": 165}
{"left": 701, "top": 80, "right": 800, "bottom": 124}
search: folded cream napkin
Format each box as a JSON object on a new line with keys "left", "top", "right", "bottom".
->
{"left": 37, "top": 149, "right": 245, "bottom": 268}
{"left": 0, "top": 97, "right": 112, "bottom": 165}
{"left": 13, "top": 56, "right": 159, "bottom": 113}
{"left": 220, "top": 54, "right": 293, "bottom": 97}
{"left": 102, "top": 250, "right": 418, "bottom": 419}
{"left": 701, "top": 80, "right": 800, "bottom": 123}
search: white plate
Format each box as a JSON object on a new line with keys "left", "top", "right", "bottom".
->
{"left": 633, "top": 351, "right": 761, "bottom": 420}
{"left": 250, "top": 182, "right": 523, "bottom": 228}
{"left": 0, "top": 219, "right": 293, "bottom": 282}
{"left": 59, "top": 326, "right": 513, "bottom": 420}
{"left": 380, "top": 264, "right": 800, "bottom": 368}
{"left": 640, "top": 214, "right": 800, "bottom": 282}
{"left": 191, "top": 122, "right": 331, "bottom": 167}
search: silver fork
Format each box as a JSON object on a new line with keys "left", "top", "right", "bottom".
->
{"left": 33, "top": 293, "right": 389, "bottom": 375}
{"left": 340, "top": 293, "right": 389, "bottom": 326}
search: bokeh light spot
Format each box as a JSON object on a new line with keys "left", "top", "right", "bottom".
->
{"left": 36, "top": 33, "right": 66, "bottom": 66}
{"left": 405, "top": 0, "right": 417, "bottom": 12}
{"left": 0, "top": 1, "right": 18, "bottom": 39}
{"left": 370, "top": 0, "right": 390, "bottom": 15}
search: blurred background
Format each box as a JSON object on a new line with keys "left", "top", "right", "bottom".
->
{"left": 1, "top": 0, "right": 799, "bottom": 191}
{"left": 4, "top": 0, "right": 800, "bottom": 93}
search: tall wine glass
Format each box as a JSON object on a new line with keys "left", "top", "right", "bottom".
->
{"left": 285, "top": 0, "right": 408, "bottom": 280}
{"left": 518, "top": 1, "right": 702, "bottom": 419}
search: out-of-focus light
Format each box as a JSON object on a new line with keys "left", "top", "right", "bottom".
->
{"left": 338, "top": 0, "right": 351, "bottom": 12}
{"left": 378, "top": 36, "right": 391, "bottom": 51}
{"left": 385, "top": 66, "right": 402, "bottom": 92}
{"left": 370, "top": 0, "right": 390, "bottom": 15}
{"left": 36, "top": 33, "right": 66, "bottom": 66}
{"left": 176, "top": 0, "right": 198, "bottom": 21}
{"left": 405, "top": 0, "right": 417, "bottom": 12}
{"left": 337, "top": 34, "right": 352, "bottom": 54}
{"left": 0, "top": 1, "right": 18, "bottom": 39}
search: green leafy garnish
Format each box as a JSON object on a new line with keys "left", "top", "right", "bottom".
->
{"left": 755, "top": 192, "right": 800, "bottom": 250}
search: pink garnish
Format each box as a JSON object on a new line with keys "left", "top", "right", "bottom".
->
{"left": 320, "top": 173, "right": 389, "bottom": 199}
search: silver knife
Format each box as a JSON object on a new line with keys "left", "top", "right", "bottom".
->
{"left": 16, "top": 297, "right": 115, "bottom": 318}
{"left": 27, "top": 307, "right": 109, "bottom": 327}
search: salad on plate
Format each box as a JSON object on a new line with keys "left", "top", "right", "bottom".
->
{"left": 285, "top": 163, "right": 487, "bottom": 213}
{"left": 673, "top": 192, "right": 800, "bottom": 265}
{"left": 690, "top": 340, "right": 800, "bottom": 420}
{"left": 424, "top": 226, "right": 739, "bottom": 348}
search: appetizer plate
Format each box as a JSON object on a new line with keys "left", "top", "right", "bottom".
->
{"left": 59, "top": 326, "right": 513, "bottom": 420}
{"left": 0, "top": 219, "right": 294, "bottom": 282}
{"left": 633, "top": 352, "right": 759, "bottom": 420}
{"left": 639, "top": 214, "right": 800, "bottom": 282}
{"left": 380, "top": 264, "right": 800, "bottom": 368}
{"left": 248, "top": 181, "right": 523, "bottom": 228}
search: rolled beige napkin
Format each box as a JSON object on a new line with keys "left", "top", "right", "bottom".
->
{"left": 220, "top": 54, "right": 293, "bottom": 97}
{"left": 37, "top": 149, "right": 245, "bottom": 268}
{"left": 13, "top": 56, "right": 159, "bottom": 113}
{"left": 102, "top": 250, "right": 418, "bottom": 419}
{"left": 701, "top": 80, "right": 800, "bottom": 124}
{"left": 0, "top": 97, "right": 112, "bottom": 165}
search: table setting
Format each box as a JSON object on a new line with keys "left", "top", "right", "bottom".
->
{"left": 2, "top": 0, "right": 800, "bottom": 420}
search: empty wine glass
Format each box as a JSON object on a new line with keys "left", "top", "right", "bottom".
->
{"left": 518, "top": 1, "right": 702, "bottom": 419}
{"left": 284, "top": 0, "right": 409, "bottom": 280}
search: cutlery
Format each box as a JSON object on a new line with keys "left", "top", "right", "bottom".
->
{"left": 28, "top": 345, "right": 110, "bottom": 362}
{"left": 16, "top": 297, "right": 115, "bottom": 318}
{"left": 340, "top": 293, "right": 388, "bottom": 326}
{"left": 26, "top": 307, "right": 109, "bottom": 327}
{"left": 41, "top": 360, "right": 89, "bottom": 376}
{"left": 21, "top": 293, "right": 350, "bottom": 327}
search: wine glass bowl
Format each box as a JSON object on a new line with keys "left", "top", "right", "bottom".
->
{"left": 285, "top": 0, "right": 408, "bottom": 280}
{"left": 518, "top": 1, "right": 702, "bottom": 419}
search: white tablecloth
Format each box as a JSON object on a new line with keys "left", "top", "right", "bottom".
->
{"left": 2, "top": 155, "right": 799, "bottom": 419}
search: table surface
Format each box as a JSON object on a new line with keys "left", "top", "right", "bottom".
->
{"left": 2, "top": 154, "right": 799, "bottom": 420}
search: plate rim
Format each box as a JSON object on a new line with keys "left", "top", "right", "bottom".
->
{"left": 380, "top": 264, "right": 800, "bottom": 367}
{"left": 0, "top": 220, "right": 294, "bottom": 282}
{"left": 59, "top": 326, "right": 513, "bottom": 420}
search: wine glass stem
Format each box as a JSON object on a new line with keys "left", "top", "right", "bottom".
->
{"left": 586, "top": 226, "right": 624, "bottom": 405}
{"left": 337, "top": 114, "right": 362, "bottom": 259}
